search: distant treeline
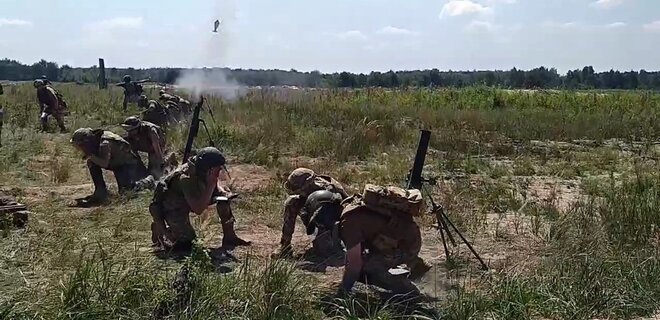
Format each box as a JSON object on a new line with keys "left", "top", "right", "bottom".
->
{"left": 2, "top": 58, "right": 660, "bottom": 90}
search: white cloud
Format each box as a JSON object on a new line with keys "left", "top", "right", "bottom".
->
{"left": 91, "top": 17, "right": 144, "bottom": 30}
{"left": 335, "top": 30, "right": 368, "bottom": 41}
{"left": 590, "top": 0, "right": 626, "bottom": 9}
{"left": 644, "top": 21, "right": 660, "bottom": 32}
{"left": 0, "top": 18, "right": 32, "bottom": 27}
{"left": 484, "top": 0, "right": 516, "bottom": 4}
{"left": 377, "top": 26, "right": 419, "bottom": 36}
{"left": 466, "top": 20, "right": 496, "bottom": 32}
{"left": 605, "top": 22, "right": 626, "bottom": 28}
{"left": 440, "top": 0, "right": 492, "bottom": 18}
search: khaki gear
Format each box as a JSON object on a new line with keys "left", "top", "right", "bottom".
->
{"left": 339, "top": 203, "right": 426, "bottom": 295}
{"left": 361, "top": 184, "right": 424, "bottom": 218}
{"left": 277, "top": 168, "right": 347, "bottom": 255}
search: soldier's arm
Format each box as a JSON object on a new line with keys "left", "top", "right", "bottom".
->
{"left": 182, "top": 175, "right": 217, "bottom": 215}
{"left": 341, "top": 243, "right": 363, "bottom": 293}
{"left": 87, "top": 141, "right": 111, "bottom": 168}
{"left": 136, "top": 79, "right": 151, "bottom": 84}
{"left": 147, "top": 128, "right": 164, "bottom": 158}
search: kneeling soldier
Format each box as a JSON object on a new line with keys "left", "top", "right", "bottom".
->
{"left": 273, "top": 167, "right": 348, "bottom": 258}
{"left": 121, "top": 116, "right": 169, "bottom": 179}
{"left": 149, "top": 147, "right": 251, "bottom": 251}
{"left": 70, "top": 128, "right": 154, "bottom": 206}
{"left": 307, "top": 189, "right": 431, "bottom": 297}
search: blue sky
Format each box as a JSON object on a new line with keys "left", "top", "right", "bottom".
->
{"left": 0, "top": 0, "right": 658, "bottom": 73}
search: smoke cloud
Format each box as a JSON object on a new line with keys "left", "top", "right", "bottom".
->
{"left": 174, "top": 0, "right": 245, "bottom": 101}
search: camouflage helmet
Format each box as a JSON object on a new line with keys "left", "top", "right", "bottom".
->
{"left": 121, "top": 116, "right": 141, "bottom": 131}
{"left": 33, "top": 79, "right": 45, "bottom": 88}
{"left": 191, "top": 147, "right": 227, "bottom": 174}
{"left": 123, "top": 75, "right": 132, "bottom": 83}
{"left": 302, "top": 190, "right": 343, "bottom": 235}
{"left": 70, "top": 128, "right": 95, "bottom": 145}
{"left": 41, "top": 75, "right": 48, "bottom": 80}
{"left": 284, "top": 168, "right": 316, "bottom": 194}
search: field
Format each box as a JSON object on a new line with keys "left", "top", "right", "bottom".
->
{"left": 2, "top": 83, "right": 660, "bottom": 319}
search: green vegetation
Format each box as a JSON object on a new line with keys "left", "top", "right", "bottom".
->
{"left": 2, "top": 83, "right": 660, "bottom": 319}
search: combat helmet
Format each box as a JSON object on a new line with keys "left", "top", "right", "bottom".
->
{"left": 121, "top": 116, "right": 142, "bottom": 131}
{"left": 33, "top": 79, "right": 45, "bottom": 88}
{"left": 70, "top": 128, "right": 95, "bottom": 145}
{"left": 191, "top": 147, "right": 227, "bottom": 174}
{"left": 302, "top": 190, "right": 343, "bottom": 235}
{"left": 284, "top": 168, "right": 316, "bottom": 194}
{"left": 123, "top": 75, "right": 132, "bottom": 83}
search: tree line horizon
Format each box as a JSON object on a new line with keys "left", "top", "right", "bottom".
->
{"left": 2, "top": 58, "right": 660, "bottom": 90}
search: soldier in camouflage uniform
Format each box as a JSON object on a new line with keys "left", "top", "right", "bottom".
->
{"left": 272, "top": 167, "right": 348, "bottom": 258}
{"left": 116, "top": 75, "right": 150, "bottom": 110}
{"left": 149, "top": 147, "right": 251, "bottom": 251}
{"left": 159, "top": 90, "right": 192, "bottom": 114}
{"left": 141, "top": 99, "right": 174, "bottom": 128}
{"left": 34, "top": 79, "right": 67, "bottom": 132}
{"left": 307, "top": 194, "right": 431, "bottom": 297}
{"left": 70, "top": 128, "right": 154, "bottom": 206}
{"left": 121, "top": 116, "right": 170, "bottom": 179}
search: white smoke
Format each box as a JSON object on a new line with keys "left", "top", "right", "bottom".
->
{"left": 174, "top": 0, "right": 245, "bottom": 101}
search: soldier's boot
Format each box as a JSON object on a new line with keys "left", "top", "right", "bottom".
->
{"left": 54, "top": 114, "right": 67, "bottom": 133}
{"left": 271, "top": 236, "right": 293, "bottom": 259}
{"left": 39, "top": 113, "right": 49, "bottom": 132}
{"left": 408, "top": 256, "right": 432, "bottom": 281}
{"left": 217, "top": 202, "right": 251, "bottom": 248}
{"left": 78, "top": 163, "right": 109, "bottom": 206}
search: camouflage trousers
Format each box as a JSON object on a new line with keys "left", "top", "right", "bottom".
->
{"left": 123, "top": 94, "right": 140, "bottom": 110}
{"left": 150, "top": 194, "right": 239, "bottom": 250}
{"left": 88, "top": 159, "right": 152, "bottom": 196}
{"left": 279, "top": 195, "right": 305, "bottom": 247}
{"left": 147, "top": 152, "right": 165, "bottom": 180}
{"left": 40, "top": 105, "right": 66, "bottom": 132}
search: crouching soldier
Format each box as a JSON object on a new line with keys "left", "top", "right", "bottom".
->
{"left": 141, "top": 99, "right": 173, "bottom": 128}
{"left": 121, "top": 116, "right": 170, "bottom": 179}
{"left": 70, "top": 128, "right": 155, "bottom": 206}
{"left": 149, "top": 147, "right": 251, "bottom": 252}
{"left": 272, "top": 167, "right": 348, "bottom": 258}
{"left": 307, "top": 185, "right": 431, "bottom": 297}
{"left": 159, "top": 90, "right": 192, "bottom": 114}
{"left": 34, "top": 79, "right": 67, "bottom": 132}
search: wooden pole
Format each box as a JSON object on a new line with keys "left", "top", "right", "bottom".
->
{"left": 98, "top": 58, "right": 107, "bottom": 89}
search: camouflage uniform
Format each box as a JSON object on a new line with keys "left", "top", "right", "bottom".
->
{"left": 159, "top": 92, "right": 191, "bottom": 114}
{"left": 339, "top": 200, "right": 427, "bottom": 295}
{"left": 36, "top": 80, "right": 66, "bottom": 132}
{"left": 141, "top": 100, "right": 171, "bottom": 128}
{"left": 118, "top": 82, "right": 144, "bottom": 110}
{"left": 150, "top": 160, "right": 250, "bottom": 250}
{"left": 71, "top": 128, "right": 153, "bottom": 201}
{"left": 123, "top": 119, "right": 168, "bottom": 179}
{"left": 278, "top": 168, "right": 347, "bottom": 252}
